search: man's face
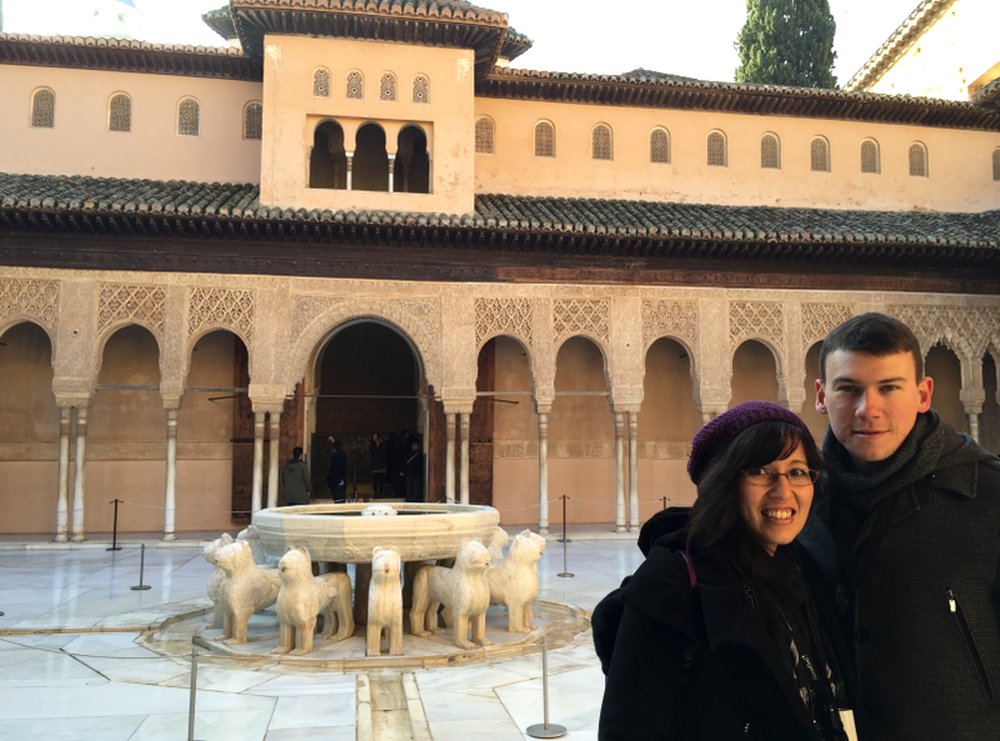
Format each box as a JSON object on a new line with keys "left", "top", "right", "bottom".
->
{"left": 816, "top": 350, "right": 933, "bottom": 467}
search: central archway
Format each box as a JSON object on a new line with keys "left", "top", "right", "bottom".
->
{"left": 312, "top": 321, "right": 424, "bottom": 501}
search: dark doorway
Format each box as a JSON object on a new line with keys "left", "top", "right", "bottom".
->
{"left": 309, "top": 120, "right": 347, "bottom": 189}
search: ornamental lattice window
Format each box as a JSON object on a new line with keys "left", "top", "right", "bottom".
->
{"left": 650, "top": 127, "right": 670, "bottom": 163}
{"left": 861, "top": 139, "right": 880, "bottom": 174}
{"left": 177, "top": 98, "right": 200, "bottom": 136}
{"left": 707, "top": 130, "right": 727, "bottom": 166}
{"left": 31, "top": 88, "right": 55, "bottom": 128}
{"left": 244, "top": 102, "right": 262, "bottom": 140}
{"left": 346, "top": 71, "right": 363, "bottom": 99}
{"left": 909, "top": 142, "right": 928, "bottom": 177}
{"left": 475, "top": 117, "right": 495, "bottom": 154}
{"left": 534, "top": 121, "right": 554, "bottom": 157}
{"left": 412, "top": 75, "right": 429, "bottom": 103}
{"left": 379, "top": 72, "right": 397, "bottom": 101}
{"left": 760, "top": 133, "right": 780, "bottom": 169}
{"left": 108, "top": 93, "right": 132, "bottom": 132}
{"left": 810, "top": 136, "right": 830, "bottom": 172}
{"left": 313, "top": 68, "right": 330, "bottom": 97}
{"left": 592, "top": 124, "right": 612, "bottom": 160}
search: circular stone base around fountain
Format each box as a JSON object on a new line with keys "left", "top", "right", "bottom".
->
{"left": 144, "top": 600, "right": 589, "bottom": 671}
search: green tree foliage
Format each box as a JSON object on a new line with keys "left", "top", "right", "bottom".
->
{"left": 735, "top": 0, "right": 837, "bottom": 88}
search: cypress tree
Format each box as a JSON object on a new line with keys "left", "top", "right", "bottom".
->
{"left": 735, "top": 0, "right": 837, "bottom": 88}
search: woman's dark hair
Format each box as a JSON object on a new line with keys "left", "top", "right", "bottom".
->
{"left": 686, "top": 420, "right": 823, "bottom": 578}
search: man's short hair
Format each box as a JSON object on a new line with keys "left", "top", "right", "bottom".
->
{"left": 819, "top": 312, "right": 924, "bottom": 382}
{"left": 292, "top": 446, "right": 303, "bottom": 458}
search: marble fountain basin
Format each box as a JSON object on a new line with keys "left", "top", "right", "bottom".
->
{"left": 252, "top": 502, "right": 500, "bottom": 563}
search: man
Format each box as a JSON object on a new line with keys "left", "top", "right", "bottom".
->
{"left": 281, "top": 446, "right": 311, "bottom": 505}
{"left": 813, "top": 312, "right": 1000, "bottom": 740}
{"left": 327, "top": 438, "right": 348, "bottom": 502}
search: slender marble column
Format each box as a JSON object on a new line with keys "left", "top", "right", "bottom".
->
{"left": 445, "top": 413, "right": 456, "bottom": 503}
{"left": 537, "top": 412, "right": 550, "bottom": 534}
{"left": 628, "top": 412, "right": 639, "bottom": 532}
{"left": 345, "top": 152, "right": 354, "bottom": 191}
{"left": 387, "top": 153, "right": 396, "bottom": 193}
{"left": 614, "top": 411, "right": 626, "bottom": 533}
{"left": 54, "top": 406, "right": 72, "bottom": 542}
{"left": 70, "top": 406, "right": 88, "bottom": 542}
{"left": 251, "top": 411, "right": 265, "bottom": 513}
{"left": 163, "top": 408, "right": 178, "bottom": 541}
{"left": 459, "top": 412, "right": 470, "bottom": 505}
{"left": 968, "top": 409, "right": 980, "bottom": 443}
{"left": 267, "top": 411, "right": 281, "bottom": 509}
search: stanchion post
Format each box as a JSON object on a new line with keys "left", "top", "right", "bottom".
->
{"left": 557, "top": 496, "right": 574, "bottom": 578}
{"left": 131, "top": 543, "right": 151, "bottom": 591}
{"left": 662, "top": 496, "right": 667, "bottom": 510}
{"left": 187, "top": 642, "right": 199, "bottom": 741}
{"left": 556, "top": 495, "right": 571, "bottom": 544}
{"left": 107, "top": 498, "right": 123, "bottom": 551}
{"left": 526, "top": 634, "right": 567, "bottom": 738}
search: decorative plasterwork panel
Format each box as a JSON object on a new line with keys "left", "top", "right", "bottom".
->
{"left": 729, "top": 301, "right": 783, "bottom": 350}
{"left": 553, "top": 298, "right": 609, "bottom": 344}
{"left": 475, "top": 297, "right": 533, "bottom": 348}
{"left": 293, "top": 295, "right": 345, "bottom": 340}
{"left": 889, "top": 304, "right": 999, "bottom": 360}
{"left": 188, "top": 287, "right": 254, "bottom": 340}
{"left": 641, "top": 299, "right": 697, "bottom": 350}
{"left": 0, "top": 278, "right": 59, "bottom": 330}
{"left": 802, "top": 303, "right": 855, "bottom": 348}
{"left": 98, "top": 283, "right": 166, "bottom": 337}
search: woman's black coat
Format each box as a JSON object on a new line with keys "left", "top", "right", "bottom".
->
{"left": 597, "top": 513, "right": 858, "bottom": 741}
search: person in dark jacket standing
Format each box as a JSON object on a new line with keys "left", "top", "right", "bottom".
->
{"left": 281, "top": 446, "right": 310, "bottom": 505}
{"left": 326, "top": 438, "right": 347, "bottom": 502}
{"left": 810, "top": 312, "right": 1000, "bottom": 741}
{"left": 598, "top": 401, "right": 858, "bottom": 741}
{"left": 369, "top": 432, "right": 388, "bottom": 500}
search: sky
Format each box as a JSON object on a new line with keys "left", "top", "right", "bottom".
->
{"left": 1, "top": 0, "right": 922, "bottom": 86}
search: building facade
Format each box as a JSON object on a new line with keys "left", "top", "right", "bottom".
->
{"left": 1, "top": 0, "right": 998, "bottom": 540}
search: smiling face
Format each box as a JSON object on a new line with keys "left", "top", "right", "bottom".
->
{"left": 738, "top": 442, "right": 814, "bottom": 555}
{"left": 816, "top": 350, "right": 933, "bottom": 468}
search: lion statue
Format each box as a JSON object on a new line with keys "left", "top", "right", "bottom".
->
{"left": 409, "top": 538, "right": 492, "bottom": 650}
{"left": 486, "top": 529, "right": 546, "bottom": 632}
{"left": 273, "top": 546, "right": 353, "bottom": 655}
{"left": 366, "top": 546, "right": 404, "bottom": 656}
{"left": 214, "top": 539, "right": 281, "bottom": 644}
{"left": 203, "top": 531, "right": 234, "bottom": 629}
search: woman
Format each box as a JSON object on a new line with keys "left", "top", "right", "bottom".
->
{"left": 597, "top": 401, "right": 858, "bottom": 741}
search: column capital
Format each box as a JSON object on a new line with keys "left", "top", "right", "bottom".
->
{"left": 162, "top": 396, "right": 182, "bottom": 411}
{"left": 54, "top": 393, "right": 91, "bottom": 409}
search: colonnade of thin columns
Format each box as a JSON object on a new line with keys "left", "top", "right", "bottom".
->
{"left": 339, "top": 150, "right": 431, "bottom": 194}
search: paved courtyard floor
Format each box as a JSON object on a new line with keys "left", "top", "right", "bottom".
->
{"left": 0, "top": 526, "right": 643, "bottom": 740}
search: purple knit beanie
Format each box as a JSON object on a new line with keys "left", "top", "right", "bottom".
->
{"left": 687, "top": 400, "right": 815, "bottom": 485}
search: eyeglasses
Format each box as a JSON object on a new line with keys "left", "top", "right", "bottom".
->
{"left": 741, "top": 467, "right": 819, "bottom": 488}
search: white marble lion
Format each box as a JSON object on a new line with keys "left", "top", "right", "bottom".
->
{"left": 273, "top": 546, "right": 353, "bottom": 655}
{"left": 366, "top": 546, "right": 404, "bottom": 656}
{"left": 214, "top": 539, "right": 281, "bottom": 644}
{"left": 486, "top": 529, "right": 546, "bottom": 632}
{"left": 203, "top": 531, "right": 234, "bottom": 629}
{"left": 409, "top": 538, "right": 492, "bottom": 650}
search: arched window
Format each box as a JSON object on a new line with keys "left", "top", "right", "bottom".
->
{"left": 909, "top": 142, "right": 928, "bottom": 177}
{"left": 707, "top": 130, "right": 727, "bottom": 166}
{"left": 993, "top": 148, "right": 1000, "bottom": 182}
{"left": 592, "top": 124, "right": 612, "bottom": 160}
{"left": 649, "top": 127, "right": 670, "bottom": 163}
{"left": 534, "top": 121, "right": 554, "bottom": 157}
{"left": 379, "top": 72, "right": 397, "bottom": 102}
{"left": 412, "top": 74, "right": 429, "bottom": 104}
{"left": 177, "top": 98, "right": 200, "bottom": 137}
{"left": 475, "top": 117, "right": 495, "bottom": 154}
{"left": 108, "top": 93, "right": 132, "bottom": 132}
{"left": 30, "top": 88, "right": 55, "bottom": 128}
{"left": 353, "top": 122, "right": 389, "bottom": 191}
{"left": 395, "top": 125, "right": 430, "bottom": 193}
{"left": 309, "top": 120, "right": 347, "bottom": 189}
{"left": 861, "top": 139, "right": 880, "bottom": 174}
{"left": 243, "top": 101, "right": 262, "bottom": 140}
{"left": 313, "top": 68, "right": 330, "bottom": 97}
{"left": 810, "top": 136, "right": 830, "bottom": 172}
{"left": 760, "top": 133, "right": 780, "bottom": 169}
{"left": 346, "top": 70, "right": 364, "bottom": 99}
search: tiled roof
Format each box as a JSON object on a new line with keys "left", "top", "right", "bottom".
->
{"left": 480, "top": 67, "right": 1000, "bottom": 131}
{"left": 0, "top": 32, "right": 258, "bottom": 80}
{"left": 202, "top": 6, "right": 238, "bottom": 42}
{"left": 973, "top": 77, "right": 1000, "bottom": 114}
{"left": 844, "top": 0, "right": 955, "bottom": 92}
{"left": 0, "top": 173, "right": 996, "bottom": 268}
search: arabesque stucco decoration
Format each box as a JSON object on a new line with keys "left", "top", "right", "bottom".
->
{"left": 188, "top": 287, "right": 255, "bottom": 341}
{"left": 889, "top": 304, "right": 1000, "bottom": 361}
{"left": 801, "top": 302, "right": 856, "bottom": 349}
{"left": 553, "top": 298, "right": 609, "bottom": 345}
{"left": 0, "top": 278, "right": 59, "bottom": 333}
{"left": 641, "top": 299, "right": 698, "bottom": 351}
{"left": 729, "top": 300, "right": 784, "bottom": 351}
{"left": 475, "top": 297, "right": 533, "bottom": 349}
{"left": 97, "top": 283, "right": 166, "bottom": 337}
